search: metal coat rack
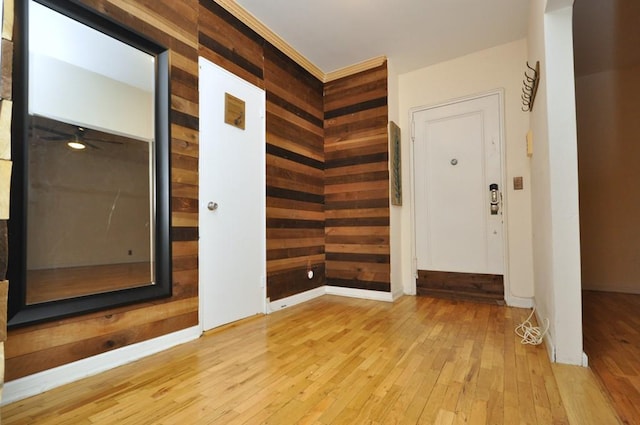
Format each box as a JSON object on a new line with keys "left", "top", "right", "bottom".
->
{"left": 522, "top": 61, "right": 540, "bottom": 112}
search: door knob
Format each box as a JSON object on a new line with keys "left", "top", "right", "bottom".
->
{"left": 207, "top": 201, "right": 218, "bottom": 211}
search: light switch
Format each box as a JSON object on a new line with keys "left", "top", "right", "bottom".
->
{"left": 513, "top": 176, "right": 524, "bottom": 190}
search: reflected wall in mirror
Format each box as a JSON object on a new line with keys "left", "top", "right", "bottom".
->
{"left": 8, "top": 0, "right": 172, "bottom": 327}
{"left": 26, "top": 116, "right": 153, "bottom": 304}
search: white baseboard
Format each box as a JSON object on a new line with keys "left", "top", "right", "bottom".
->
{"left": 505, "top": 294, "right": 534, "bottom": 308}
{"left": 325, "top": 286, "right": 394, "bottom": 302}
{"left": 544, "top": 329, "right": 556, "bottom": 362}
{"left": 267, "top": 286, "right": 326, "bottom": 312}
{"left": 533, "top": 309, "right": 556, "bottom": 363}
{"left": 2, "top": 325, "right": 201, "bottom": 406}
{"left": 269, "top": 285, "right": 396, "bottom": 312}
{"left": 4, "top": 285, "right": 398, "bottom": 404}
{"left": 392, "top": 289, "right": 404, "bottom": 301}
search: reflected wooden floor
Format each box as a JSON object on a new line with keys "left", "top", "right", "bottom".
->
{"left": 26, "top": 262, "right": 152, "bottom": 304}
{"left": 2, "top": 295, "right": 616, "bottom": 424}
{"left": 583, "top": 290, "right": 640, "bottom": 425}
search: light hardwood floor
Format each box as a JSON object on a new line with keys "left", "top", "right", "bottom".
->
{"left": 583, "top": 290, "right": 640, "bottom": 425}
{"left": 2, "top": 295, "right": 618, "bottom": 424}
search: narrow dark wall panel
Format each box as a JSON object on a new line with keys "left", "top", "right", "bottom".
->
{"left": 264, "top": 43, "right": 325, "bottom": 301}
{"left": 324, "top": 63, "right": 390, "bottom": 292}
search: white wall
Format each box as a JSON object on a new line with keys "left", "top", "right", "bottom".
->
{"left": 397, "top": 39, "right": 534, "bottom": 305}
{"left": 27, "top": 140, "right": 152, "bottom": 269}
{"left": 30, "top": 54, "right": 153, "bottom": 141}
{"left": 387, "top": 59, "right": 403, "bottom": 299}
{"left": 528, "top": 0, "right": 584, "bottom": 365}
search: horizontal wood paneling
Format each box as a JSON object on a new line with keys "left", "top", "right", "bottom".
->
{"left": 5, "top": 0, "right": 200, "bottom": 380}
{"left": 6, "top": 0, "right": 390, "bottom": 381}
{"left": 324, "top": 63, "right": 390, "bottom": 292}
{"left": 198, "top": 0, "right": 264, "bottom": 88}
{"left": 416, "top": 270, "right": 505, "bottom": 305}
{"left": 198, "top": 3, "right": 324, "bottom": 302}
{"left": 6, "top": 311, "right": 197, "bottom": 380}
{"left": 264, "top": 42, "right": 325, "bottom": 301}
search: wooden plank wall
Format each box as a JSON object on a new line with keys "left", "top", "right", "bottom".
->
{"left": 199, "top": 1, "right": 325, "bottom": 302}
{"left": 5, "top": 0, "right": 200, "bottom": 381}
{"left": 5, "top": 0, "right": 389, "bottom": 382}
{"left": 324, "top": 64, "right": 391, "bottom": 292}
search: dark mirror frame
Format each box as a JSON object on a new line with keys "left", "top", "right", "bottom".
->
{"left": 7, "top": 0, "right": 172, "bottom": 328}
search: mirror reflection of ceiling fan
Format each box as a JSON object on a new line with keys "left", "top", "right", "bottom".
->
{"left": 33, "top": 125, "right": 124, "bottom": 150}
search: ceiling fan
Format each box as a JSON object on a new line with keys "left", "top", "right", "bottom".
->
{"left": 32, "top": 125, "right": 123, "bottom": 150}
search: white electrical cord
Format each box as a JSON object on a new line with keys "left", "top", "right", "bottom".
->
{"left": 515, "top": 308, "right": 549, "bottom": 345}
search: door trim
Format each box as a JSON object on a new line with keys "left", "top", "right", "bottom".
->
{"left": 408, "top": 89, "right": 517, "bottom": 305}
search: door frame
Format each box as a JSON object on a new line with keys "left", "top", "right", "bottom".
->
{"left": 197, "top": 57, "right": 267, "bottom": 332}
{"left": 408, "top": 89, "right": 513, "bottom": 304}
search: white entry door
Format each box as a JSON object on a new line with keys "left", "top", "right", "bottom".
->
{"left": 413, "top": 93, "right": 504, "bottom": 276}
{"left": 199, "top": 57, "right": 266, "bottom": 331}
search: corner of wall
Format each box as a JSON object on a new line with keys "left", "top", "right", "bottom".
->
{"left": 527, "top": 0, "right": 584, "bottom": 366}
{"left": 387, "top": 59, "right": 404, "bottom": 298}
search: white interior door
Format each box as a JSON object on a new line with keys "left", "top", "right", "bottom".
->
{"left": 413, "top": 93, "right": 504, "bottom": 275}
{"left": 198, "top": 57, "right": 266, "bottom": 331}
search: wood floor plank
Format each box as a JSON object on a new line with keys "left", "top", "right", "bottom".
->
{"left": 1, "top": 295, "right": 615, "bottom": 425}
{"left": 553, "top": 364, "right": 622, "bottom": 425}
{"left": 582, "top": 290, "right": 639, "bottom": 425}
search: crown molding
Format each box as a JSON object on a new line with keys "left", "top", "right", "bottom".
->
{"left": 213, "top": 0, "right": 324, "bottom": 81}
{"left": 324, "top": 56, "right": 387, "bottom": 82}
{"left": 212, "top": 0, "right": 385, "bottom": 83}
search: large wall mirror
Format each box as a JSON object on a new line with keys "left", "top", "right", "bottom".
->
{"left": 8, "top": 0, "right": 172, "bottom": 327}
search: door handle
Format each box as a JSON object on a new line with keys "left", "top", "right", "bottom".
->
{"left": 489, "top": 184, "right": 499, "bottom": 215}
{"left": 207, "top": 201, "right": 218, "bottom": 211}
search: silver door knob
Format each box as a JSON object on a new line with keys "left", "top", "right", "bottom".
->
{"left": 207, "top": 201, "right": 218, "bottom": 211}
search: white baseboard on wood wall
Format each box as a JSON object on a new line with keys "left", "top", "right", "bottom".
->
{"left": 2, "top": 325, "right": 202, "bottom": 406}
{"left": 4, "top": 285, "right": 400, "bottom": 404}
{"left": 267, "top": 286, "right": 326, "bottom": 313}
{"left": 325, "top": 286, "right": 394, "bottom": 302}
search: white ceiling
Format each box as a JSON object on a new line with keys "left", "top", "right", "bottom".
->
{"left": 235, "top": 0, "right": 531, "bottom": 74}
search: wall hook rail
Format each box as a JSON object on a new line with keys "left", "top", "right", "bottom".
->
{"left": 521, "top": 61, "right": 540, "bottom": 112}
